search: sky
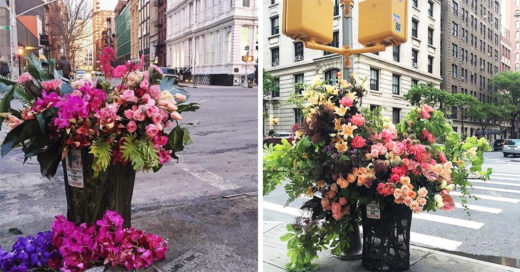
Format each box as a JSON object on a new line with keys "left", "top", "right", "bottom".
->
{"left": 99, "top": 0, "right": 118, "bottom": 10}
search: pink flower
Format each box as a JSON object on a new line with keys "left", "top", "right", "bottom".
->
{"left": 332, "top": 202, "right": 343, "bottom": 220}
{"left": 350, "top": 114, "right": 365, "bottom": 127}
{"left": 17, "top": 72, "right": 33, "bottom": 83}
{"left": 175, "top": 93, "right": 186, "bottom": 102}
{"left": 420, "top": 109, "right": 431, "bottom": 119}
{"left": 351, "top": 135, "right": 366, "bottom": 149}
{"left": 140, "top": 79, "right": 149, "bottom": 90}
{"left": 321, "top": 198, "right": 331, "bottom": 210}
{"left": 423, "top": 104, "right": 433, "bottom": 113}
{"left": 141, "top": 93, "right": 155, "bottom": 105}
{"left": 120, "top": 89, "right": 138, "bottom": 103}
{"left": 124, "top": 109, "right": 134, "bottom": 120}
{"left": 339, "top": 97, "right": 353, "bottom": 108}
{"left": 112, "top": 65, "right": 128, "bottom": 78}
{"left": 158, "top": 148, "right": 172, "bottom": 164}
{"left": 127, "top": 120, "right": 137, "bottom": 133}
{"left": 148, "top": 85, "right": 161, "bottom": 100}
{"left": 150, "top": 65, "right": 163, "bottom": 75}
{"left": 42, "top": 79, "right": 62, "bottom": 91}
{"left": 145, "top": 124, "right": 160, "bottom": 138}
{"left": 145, "top": 104, "right": 159, "bottom": 117}
{"left": 1, "top": 113, "right": 23, "bottom": 129}
{"left": 422, "top": 128, "right": 435, "bottom": 143}
{"left": 151, "top": 113, "right": 162, "bottom": 125}
{"left": 170, "top": 111, "right": 182, "bottom": 120}
{"left": 438, "top": 152, "right": 447, "bottom": 163}
{"left": 166, "top": 102, "right": 178, "bottom": 111}
{"left": 133, "top": 109, "right": 146, "bottom": 121}
{"left": 376, "top": 183, "right": 394, "bottom": 196}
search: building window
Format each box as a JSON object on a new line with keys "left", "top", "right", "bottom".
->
{"left": 452, "top": 1, "right": 458, "bottom": 15}
{"left": 271, "top": 16, "right": 279, "bottom": 35}
{"left": 325, "top": 31, "right": 339, "bottom": 55}
{"left": 392, "top": 74, "right": 400, "bottom": 95}
{"left": 271, "top": 47, "right": 279, "bottom": 66}
{"left": 242, "top": 0, "right": 250, "bottom": 7}
{"left": 370, "top": 105, "right": 379, "bottom": 111}
{"left": 294, "top": 74, "right": 304, "bottom": 93}
{"left": 325, "top": 69, "right": 340, "bottom": 85}
{"left": 428, "top": 1, "right": 434, "bottom": 16}
{"left": 412, "top": 49, "right": 418, "bottom": 67}
{"left": 370, "top": 68, "right": 379, "bottom": 90}
{"left": 294, "top": 108, "right": 303, "bottom": 123}
{"left": 452, "top": 64, "right": 458, "bottom": 78}
{"left": 392, "top": 108, "right": 401, "bottom": 124}
{"left": 428, "top": 28, "right": 434, "bottom": 45}
{"left": 452, "top": 43, "right": 458, "bottom": 57}
{"left": 451, "top": 85, "right": 457, "bottom": 94}
{"left": 411, "top": 79, "right": 419, "bottom": 86}
{"left": 428, "top": 56, "right": 433, "bottom": 73}
{"left": 413, "top": 0, "right": 418, "bottom": 8}
{"left": 412, "top": 19, "right": 418, "bottom": 38}
{"left": 452, "top": 22, "right": 458, "bottom": 37}
{"left": 393, "top": 46, "right": 400, "bottom": 62}
{"left": 272, "top": 78, "right": 280, "bottom": 97}
{"left": 294, "top": 42, "right": 304, "bottom": 61}
{"left": 334, "top": 0, "right": 339, "bottom": 16}
{"left": 271, "top": 0, "right": 277, "bottom": 4}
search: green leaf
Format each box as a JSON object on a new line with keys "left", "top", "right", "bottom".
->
{"left": 177, "top": 103, "right": 200, "bottom": 113}
{"left": 36, "top": 141, "right": 62, "bottom": 179}
{"left": 1, "top": 122, "right": 25, "bottom": 156}
{"left": 89, "top": 139, "right": 112, "bottom": 175}
{"left": 280, "top": 233, "right": 294, "bottom": 242}
{"left": 36, "top": 113, "right": 46, "bottom": 135}
{"left": 8, "top": 228, "right": 23, "bottom": 235}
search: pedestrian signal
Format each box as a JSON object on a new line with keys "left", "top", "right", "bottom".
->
{"left": 282, "top": 0, "right": 334, "bottom": 44}
{"left": 358, "top": 0, "right": 408, "bottom": 47}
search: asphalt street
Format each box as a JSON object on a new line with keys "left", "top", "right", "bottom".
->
{"left": 263, "top": 151, "right": 520, "bottom": 268}
{"left": 0, "top": 85, "right": 259, "bottom": 271}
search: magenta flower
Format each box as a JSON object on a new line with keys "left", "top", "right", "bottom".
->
{"left": 112, "top": 65, "right": 128, "bottom": 78}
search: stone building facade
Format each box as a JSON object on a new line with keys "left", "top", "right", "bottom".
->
{"left": 263, "top": 0, "right": 442, "bottom": 135}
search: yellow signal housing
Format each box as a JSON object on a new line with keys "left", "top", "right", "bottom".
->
{"left": 358, "top": 0, "right": 408, "bottom": 47}
{"left": 282, "top": 0, "right": 334, "bottom": 44}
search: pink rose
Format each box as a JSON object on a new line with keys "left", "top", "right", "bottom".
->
{"left": 151, "top": 113, "right": 162, "bottom": 125}
{"left": 350, "top": 114, "right": 365, "bottom": 127}
{"left": 420, "top": 109, "right": 431, "bottom": 120}
{"left": 351, "top": 135, "right": 366, "bottom": 149}
{"left": 166, "top": 102, "right": 178, "bottom": 111}
{"left": 145, "top": 124, "right": 160, "bottom": 138}
{"left": 121, "top": 89, "right": 138, "bottom": 103}
{"left": 124, "top": 109, "right": 134, "bottom": 120}
{"left": 112, "top": 65, "right": 128, "bottom": 78}
{"left": 133, "top": 109, "right": 146, "bottom": 121}
{"left": 339, "top": 97, "right": 353, "bottom": 108}
{"left": 170, "top": 111, "right": 182, "bottom": 120}
{"left": 148, "top": 85, "right": 161, "bottom": 100}
{"left": 142, "top": 93, "right": 155, "bottom": 105}
{"left": 174, "top": 93, "right": 186, "bottom": 102}
{"left": 145, "top": 104, "right": 159, "bottom": 117}
{"left": 127, "top": 120, "right": 137, "bottom": 133}
{"left": 332, "top": 202, "right": 343, "bottom": 220}
{"left": 140, "top": 79, "right": 149, "bottom": 90}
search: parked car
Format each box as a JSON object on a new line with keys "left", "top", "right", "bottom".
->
{"left": 74, "top": 70, "right": 91, "bottom": 80}
{"left": 493, "top": 139, "right": 504, "bottom": 151}
{"left": 263, "top": 132, "right": 295, "bottom": 146}
{"left": 503, "top": 139, "right": 520, "bottom": 157}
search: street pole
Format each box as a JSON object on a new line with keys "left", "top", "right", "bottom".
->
{"left": 9, "top": 0, "right": 18, "bottom": 78}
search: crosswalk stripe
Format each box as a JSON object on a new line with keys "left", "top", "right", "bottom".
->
{"left": 413, "top": 213, "right": 483, "bottom": 229}
{"left": 263, "top": 202, "right": 307, "bottom": 217}
{"left": 454, "top": 203, "right": 502, "bottom": 213}
{"left": 489, "top": 176, "right": 520, "bottom": 181}
{"left": 491, "top": 173, "right": 520, "bottom": 178}
{"left": 472, "top": 185, "right": 520, "bottom": 194}
{"left": 470, "top": 179, "right": 520, "bottom": 187}
{"left": 409, "top": 232, "right": 462, "bottom": 251}
{"left": 450, "top": 192, "right": 520, "bottom": 203}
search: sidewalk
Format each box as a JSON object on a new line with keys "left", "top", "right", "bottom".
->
{"left": 179, "top": 83, "right": 258, "bottom": 89}
{"left": 263, "top": 221, "right": 520, "bottom": 272}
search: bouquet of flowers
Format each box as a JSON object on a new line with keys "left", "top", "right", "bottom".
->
{"left": 263, "top": 74, "right": 491, "bottom": 271}
{"left": 0, "top": 52, "right": 198, "bottom": 178}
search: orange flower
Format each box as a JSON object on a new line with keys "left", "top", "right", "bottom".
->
{"left": 337, "top": 176, "right": 349, "bottom": 189}
{"left": 334, "top": 118, "right": 342, "bottom": 131}
{"left": 341, "top": 123, "right": 357, "bottom": 139}
{"left": 408, "top": 191, "right": 417, "bottom": 199}
{"left": 335, "top": 139, "right": 347, "bottom": 153}
{"left": 347, "top": 173, "right": 356, "bottom": 183}
{"left": 316, "top": 180, "right": 325, "bottom": 189}
{"left": 305, "top": 186, "right": 314, "bottom": 197}
{"left": 330, "top": 183, "right": 338, "bottom": 192}
{"left": 394, "top": 197, "right": 404, "bottom": 204}
{"left": 352, "top": 167, "right": 360, "bottom": 177}
{"left": 357, "top": 175, "right": 366, "bottom": 187}
{"left": 359, "top": 167, "right": 367, "bottom": 175}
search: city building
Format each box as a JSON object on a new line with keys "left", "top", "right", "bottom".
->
{"left": 130, "top": 0, "right": 138, "bottom": 61}
{"left": 115, "top": 1, "right": 131, "bottom": 63}
{"left": 155, "top": 0, "right": 167, "bottom": 66}
{"left": 504, "top": 0, "right": 520, "bottom": 71}
{"left": 440, "top": 0, "right": 501, "bottom": 140}
{"left": 501, "top": 30, "right": 512, "bottom": 72}
{"left": 93, "top": 1, "right": 114, "bottom": 70}
{"left": 263, "top": 0, "right": 442, "bottom": 135}
{"left": 166, "top": 0, "right": 258, "bottom": 85}
{"left": 0, "top": 1, "right": 10, "bottom": 65}
{"left": 138, "top": 0, "right": 151, "bottom": 66}
{"left": 44, "top": 0, "right": 66, "bottom": 61}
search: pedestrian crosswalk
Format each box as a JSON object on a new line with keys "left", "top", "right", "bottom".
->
{"left": 263, "top": 165, "right": 520, "bottom": 253}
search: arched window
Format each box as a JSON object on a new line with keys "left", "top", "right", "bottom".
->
{"left": 324, "top": 69, "right": 340, "bottom": 85}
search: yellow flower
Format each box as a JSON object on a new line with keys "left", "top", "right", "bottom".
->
{"left": 295, "top": 130, "right": 304, "bottom": 139}
{"left": 305, "top": 186, "right": 314, "bottom": 197}
{"left": 344, "top": 92, "right": 356, "bottom": 101}
{"left": 335, "top": 138, "right": 348, "bottom": 153}
{"left": 316, "top": 180, "right": 325, "bottom": 189}
{"left": 339, "top": 79, "right": 352, "bottom": 89}
{"left": 341, "top": 123, "right": 357, "bottom": 139}
{"left": 311, "top": 76, "right": 322, "bottom": 87}
{"left": 325, "top": 85, "right": 338, "bottom": 96}
{"left": 335, "top": 105, "right": 347, "bottom": 116}
{"left": 323, "top": 99, "right": 335, "bottom": 111}
{"left": 334, "top": 118, "right": 342, "bottom": 131}
{"left": 309, "top": 94, "right": 319, "bottom": 105}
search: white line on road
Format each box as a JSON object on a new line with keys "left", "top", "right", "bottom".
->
{"left": 450, "top": 192, "right": 520, "bottom": 203}
{"left": 489, "top": 176, "right": 520, "bottom": 181}
{"left": 491, "top": 173, "right": 520, "bottom": 178}
{"left": 472, "top": 185, "right": 520, "bottom": 194}
{"left": 454, "top": 203, "right": 502, "bottom": 214}
{"left": 178, "top": 163, "right": 240, "bottom": 191}
{"left": 410, "top": 232, "right": 462, "bottom": 251}
{"left": 263, "top": 202, "right": 303, "bottom": 217}
{"left": 470, "top": 179, "right": 520, "bottom": 187}
{"left": 412, "top": 213, "right": 484, "bottom": 229}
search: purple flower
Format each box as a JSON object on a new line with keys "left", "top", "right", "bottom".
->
{"left": 0, "top": 231, "right": 57, "bottom": 272}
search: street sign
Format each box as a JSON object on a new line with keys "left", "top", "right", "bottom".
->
{"left": 0, "top": 25, "right": 10, "bottom": 30}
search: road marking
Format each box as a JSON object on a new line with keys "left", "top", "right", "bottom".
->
{"left": 178, "top": 163, "right": 240, "bottom": 191}
{"left": 470, "top": 179, "right": 520, "bottom": 187}
{"left": 413, "top": 213, "right": 484, "bottom": 229}
{"left": 410, "top": 232, "right": 462, "bottom": 251}
{"left": 450, "top": 192, "right": 520, "bottom": 203}
{"left": 490, "top": 173, "right": 520, "bottom": 178}
{"left": 472, "top": 185, "right": 520, "bottom": 194}
{"left": 489, "top": 176, "right": 520, "bottom": 181}
{"left": 263, "top": 201, "right": 310, "bottom": 217}
{"left": 454, "top": 203, "right": 502, "bottom": 214}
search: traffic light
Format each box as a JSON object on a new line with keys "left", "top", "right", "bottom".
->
{"left": 242, "top": 56, "right": 254, "bottom": 62}
{"left": 358, "top": 0, "right": 408, "bottom": 47}
{"left": 282, "top": 0, "right": 334, "bottom": 45}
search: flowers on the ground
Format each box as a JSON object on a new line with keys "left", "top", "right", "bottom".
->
{"left": 0, "top": 210, "right": 167, "bottom": 272}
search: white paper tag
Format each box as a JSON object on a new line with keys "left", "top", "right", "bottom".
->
{"left": 366, "top": 201, "right": 380, "bottom": 220}
{"left": 66, "top": 149, "right": 84, "bottom": 188}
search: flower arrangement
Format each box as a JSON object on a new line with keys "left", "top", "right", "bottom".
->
{"left": 263, "top": 74, "right": 491, "bottom": 271}
{"left": 0, "top": 52, "right": 198, "bottom": 178}
{"left": 0, "top": 210, "right": 167, "bottom": 272}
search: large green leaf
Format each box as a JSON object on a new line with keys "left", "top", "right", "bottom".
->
{"left": 0, "top": 84, "right": 14, "bottom": 128}
{"left": 177, "top": 103, "right": 200, "bottom": 113}
{"left": 167, "top": 126, "right": 192, "bottom": 153}
{"left": 36, "top": 141, "right": 62, "bottom": 179}
{"left": 0, "top": 122, "right": 24, "bottom": 156}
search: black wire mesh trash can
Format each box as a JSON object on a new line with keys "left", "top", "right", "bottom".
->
{"left": 360, "top": 201, "right": 412, "bottom": 271}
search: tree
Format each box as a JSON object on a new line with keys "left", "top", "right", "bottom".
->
{"left": 452, "top": 93, "right": 478, "bottom": 139}
{"left": 492, "top": 71, "right": 520, "bottom": 138}
{"left": 263, "top": 69, "right": 276, "bottom": 96}
{"left": 404, "top": 83, "right": 456, "bottom": 111}
{"left": 466, "top": 102, "right": 504, "bottom": 138}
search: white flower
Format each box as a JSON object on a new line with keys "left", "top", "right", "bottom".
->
{"left": 311, "top": 76, "right": 322, "bottom": 87}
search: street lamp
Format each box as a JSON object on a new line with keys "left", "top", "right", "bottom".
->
{"left": 17, "top": 47, "right": 24, "bottom": 75}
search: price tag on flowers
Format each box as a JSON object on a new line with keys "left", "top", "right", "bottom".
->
{"left": 66, "top": 150, "right": 84, "bottom": 188}
{"left": 366, "top": 201, "right": 380, "bottom": 220}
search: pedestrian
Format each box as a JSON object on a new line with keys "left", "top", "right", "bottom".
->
{"left": 57, "top": 55, "right": 71, "bottom": 79}
{"left": 0, "top": 57, "right": 10, "bottom": 78}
